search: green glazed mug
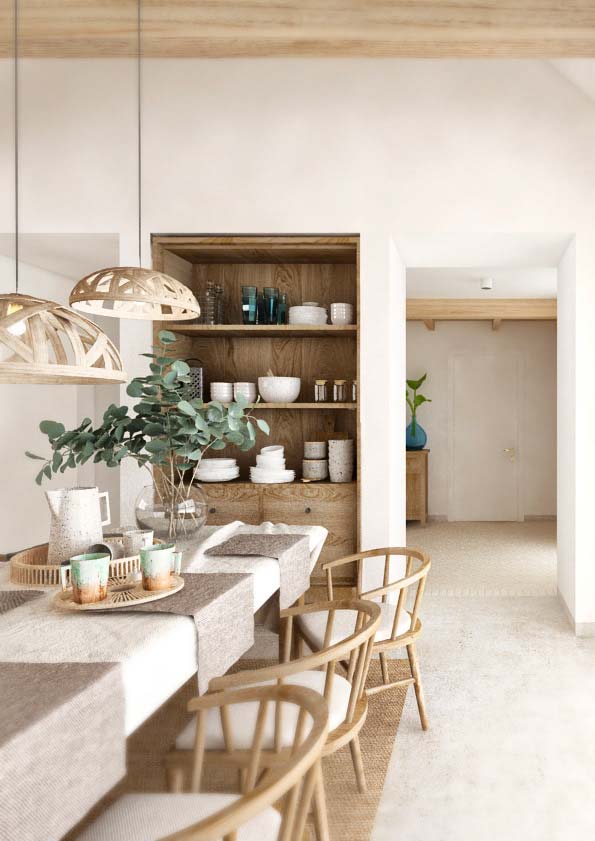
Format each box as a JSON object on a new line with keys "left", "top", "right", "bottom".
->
{"left": 60, "top": 553, "right": 110, "bottom": 605}
{"left": 139, "top": 543, "right": 182, "bottom": 591}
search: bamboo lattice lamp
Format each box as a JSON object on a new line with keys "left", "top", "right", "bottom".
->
{"left": 0, "top": 293, "right": 127, "bottom": 384}
{"left": 69, "top": 266, "right": 200, "bottom": 320}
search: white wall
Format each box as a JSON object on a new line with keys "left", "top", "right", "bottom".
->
{"left": 407, "top": 320, "right": 557, "bottom": 519}
{"left": 2, "top": 57, "right": 595, "bottom": 624}
{"left": 0, "top": 257, "right": 79, "bottom": 551}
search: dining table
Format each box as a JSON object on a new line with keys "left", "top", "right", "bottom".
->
{"left": 0, "top": 519, "right": 327, "bottom": 841}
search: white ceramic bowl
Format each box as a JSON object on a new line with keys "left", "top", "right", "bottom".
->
{"left": 257, "top": 454, "right": 286, "bottom": 468}
{"left": 261, "top": 445, "right": 284, "bottom": 454}
{"left": 258, "top": 376, "right": 301, "bottom": 403}
{"left": 288, "top": 306, "right": 327, "bottom": 326}
{"left": 250, "top": 467, "right": 295, "bottom": 484}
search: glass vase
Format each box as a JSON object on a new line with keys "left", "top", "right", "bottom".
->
{"left": 406, "top": 420, "right": 427, "bottom": 451}
{"left": 135, "top": 483, "right": 208, "bottom": 542}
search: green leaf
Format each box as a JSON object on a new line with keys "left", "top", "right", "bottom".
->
{"left": 51, "top": 451, "right": 63, "bottom": 472}
{"left": 163, "top": 371, "right": 177, "bottom": 387}
{"left": 35, "top": 469, "right": 45, "bottom": 486}
{"left": 406, "top": 374, "right": 427, "bottom": 391}
{"left": 227, "top": 415, "right": 240, "bottom": 431}
{"left": 158, "top": 329, "right": 177, "bottom": 344}
{"left": 39, "top": 420, "right": 65, "bottom": 439}
{"left": 126, "top": 380, "right": 144, "bottom": 398}
{"left": 172, "top": 360, "right": 190, "bottom": 376}
{"left": 234, "top": 392, "right": 248, "bottom": 407}
{"left": 25, "top": 451, "right": 45, "bottom": 460}
{"left": 178, "top": 400, "right": 196, "bottom": 417}
{"left": 256, "top": 417, "right": 270, "bottom": 435}
{"left": 145, "top": 439, "right": 168, "bottom": 453}
{"left": 143, "top": 422, "right": 166, "bottom": 436}
{"left": 413, "top": 394, "right": 431, "bottom": 408}
{"left": 246, "top": 421, "right": 256, "bottom": 441}
{"left": 43, "top": 464, "right": 52, "bottom": 479}
{"left": 210, "top": 439, "right": 227, "bottom": 450}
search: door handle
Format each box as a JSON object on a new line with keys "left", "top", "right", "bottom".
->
{"left": 503, "top": 447, "right": 516, "bottom": 462}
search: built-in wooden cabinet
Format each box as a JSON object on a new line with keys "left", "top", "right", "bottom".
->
{"left": 406, "top": 449, "right": 429, "bottom": 525}
{"left": 153, "top": 235, "right": 360, "bottom": 583}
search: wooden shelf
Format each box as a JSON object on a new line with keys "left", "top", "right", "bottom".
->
{"left": 206, "top": 402, "right": 356, "bottom": 410}
{"left": 171, "top": 324, "right": 357, "bottom": 338}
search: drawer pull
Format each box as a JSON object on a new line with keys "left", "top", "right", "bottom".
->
{"left": 304, "top": 507, "right": 312, "bottom": 514}
{"left": 209, "top": 507, "right": 217, "bottom": 514}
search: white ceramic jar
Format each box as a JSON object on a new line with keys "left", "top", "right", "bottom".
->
{"left": 330, "top": 303, "right": 354, "bottom": 326}
{"left": 302, "top": 459, "right": 329, "bottom": 480}
{"left": 304, "top": 441, "right": 327, "bottom": 459}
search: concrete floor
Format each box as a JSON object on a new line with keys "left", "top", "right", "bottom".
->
{"left": 372, "top": 522, "right": 595, "bottom": 841}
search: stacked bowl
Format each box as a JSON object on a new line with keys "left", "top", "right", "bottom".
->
{"left": 233, "top": 382, "right": 256, "bottom": 403}
{"left": 330, "top": 303, "right": 354, "bottom": 325}
{"left": 288, "top": 303, "right": 327, "bottom": 326}
{"left": 210, "top": 382, "right": 233, "bottom": 403}
{"left": 196, "top": 458, "right": 239, "bottom": 483}
{"left": 302, "top": 440, "right": 328, "bottom": 481}
{"left": 250, "top": 445, "right": 295, "bottom": 484}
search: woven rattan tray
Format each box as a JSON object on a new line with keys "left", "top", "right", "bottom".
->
{"left": 9, "top": 540, "right": 145, "bottom": 588}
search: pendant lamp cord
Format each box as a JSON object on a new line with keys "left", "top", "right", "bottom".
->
{"left": 13, "top": 0, "right": 19, "bottom": 293}
{"left": 137, "top": 0, "right": 142, "bottom": 268}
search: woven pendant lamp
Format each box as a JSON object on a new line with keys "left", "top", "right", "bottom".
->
{"left": 70, "top": 266, "right": 200, "bottom": 320}
{"left": 69, "top": 0, "right": 200, "bottom": 322}
{"left": 0, "top": 0, "right": 127, "bottom": 385}
{"left": 0, "top": 293, "right": 127, "bottom": 384}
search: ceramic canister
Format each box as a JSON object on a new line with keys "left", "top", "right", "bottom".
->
{"left": 304, "top": 441, "right": 327, "bottom": 459}
{"left": 60, "top": 553, "right": 110, "bottom": 605}
{"left": 140, "top": 543, "right": 182, "bottom": 591}
{"left": 328, "top": 439, "right": 355, "bottom": 483}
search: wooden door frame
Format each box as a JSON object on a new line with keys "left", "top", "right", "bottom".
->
{"left": 447, "top": 350, "right": 522, "bottom": 523}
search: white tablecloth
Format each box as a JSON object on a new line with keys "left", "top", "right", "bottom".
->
{"left": 0, "top": 521, "right": 327, "bottom": 734}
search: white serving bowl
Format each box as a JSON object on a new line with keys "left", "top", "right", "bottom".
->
{"left": 258, "top": 376, "right": 301, "bottom": 403}
{"left": 288, "top": 306, "right": 327, "bottom": 326}
{"left": 261, "top": 445, "right": 284, "bottom": 454}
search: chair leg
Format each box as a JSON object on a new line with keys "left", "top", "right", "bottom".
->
{"left": 312, "top": 762, "right": 330, "bottom": 841}
{"left": 406, "top": 643, "right": 429, "bottom": 731}
{"left": 167, "top": 764, "right": 185, "bottom": 793}
{"left": 349, "top": 734, "right": 367, "bottom": 794}
{"left": 380, "top": 651, "right": 389, "bottom": 684}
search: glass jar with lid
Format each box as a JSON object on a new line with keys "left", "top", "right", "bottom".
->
{"left": 333, "top": 380, "right": 348, "bottom": 402}
{"left": 314, "top": 380, "right": 328, "bottom": 402}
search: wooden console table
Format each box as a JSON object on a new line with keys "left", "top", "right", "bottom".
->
{"left": 406, "top": 449, "right": 429, "bottom": 525}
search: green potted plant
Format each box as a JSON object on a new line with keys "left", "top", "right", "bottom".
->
{"left": 406, "top": 373, "right": 431, "bottom": 450}
{"left": 26, "top": 330, "right": 269, "bottom": 540}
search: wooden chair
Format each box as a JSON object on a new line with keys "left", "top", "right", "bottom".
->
{"left": 77, "top": 683, "right": 328, "bottom": 841}
{"left": 167, "top": 599, "right": 381, "bottom": 841}
{"left": 300, "top": 548, "right": 431, "bottom": 730}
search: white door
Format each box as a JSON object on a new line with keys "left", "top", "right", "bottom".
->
{"left": 449, "top": 352, "right": 520, "bottom": 521}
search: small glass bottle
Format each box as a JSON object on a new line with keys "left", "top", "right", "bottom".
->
{"left": 351, "top": 380, "right": 357, "bottom": 402}
{"left": 314, "top": 379, "right": 328, "bottom": 402}
{"left": 333, "top": 380, "right": 347, "bottom": 402}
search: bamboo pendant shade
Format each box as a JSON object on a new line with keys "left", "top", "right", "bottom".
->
{"left": 69, "top": 266, "right": 201, "bottom": 320}
{"left": 0, "top": 293, "right": 127, "bottom": 384}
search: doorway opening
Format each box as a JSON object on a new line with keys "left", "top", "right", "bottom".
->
{"left": 403, "top": 243, "right": 563, "bottom": 599}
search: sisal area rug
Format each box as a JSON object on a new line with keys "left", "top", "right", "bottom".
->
{"left": 64, "top": 659, "right": 411, "bottom": 840}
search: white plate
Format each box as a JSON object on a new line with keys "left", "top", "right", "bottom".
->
{"left": 199, "top": 459, "right": 237, "bottom": 470}
{"left": 196, "top": 468, "right": 240, "bottom": 482}
{"left": 250, "top": 467, "right": 295, "bottom": 481}
{"left": 250, "top": 474, "right": 295, "bottom": 484}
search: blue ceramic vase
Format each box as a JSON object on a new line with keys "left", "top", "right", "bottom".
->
{"left": 406, "top": 420, "right": 427, "bottom": 450}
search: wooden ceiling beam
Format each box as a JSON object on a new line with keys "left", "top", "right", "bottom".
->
{"left": 407, "top": 298, "right": 557, "bottom": 321}
{"left": 2, "top": 1, "right": 595, "bottom": 59}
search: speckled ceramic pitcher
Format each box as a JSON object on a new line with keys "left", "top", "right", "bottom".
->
{"left": 46, "top": 487, "right": 111, "bottom": 564}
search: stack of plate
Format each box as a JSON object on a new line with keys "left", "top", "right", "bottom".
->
{"left": 196, "top": 458, "right": 239, "bottom": 482}
{"left": 250, "top": 445, "right": 295, "bottom": 484}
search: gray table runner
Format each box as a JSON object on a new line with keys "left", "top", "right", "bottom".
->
{"left": 0, "top": 661, "right": 125, "bottom": 841}
{"left": 0, "top": 590, "right": 45, "bottom": 614}
{"left": 206, "top": 533, "right": 311, "bottom": 609}
{"left": 124, "top": 572, "right": 254, "bottom": 693}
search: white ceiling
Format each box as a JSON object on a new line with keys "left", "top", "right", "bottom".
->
{"left": 407, "top": 266, "right": 557, "bottom": 299}
{"left": 0, "top": 233, "right": 119, "bottom": 281}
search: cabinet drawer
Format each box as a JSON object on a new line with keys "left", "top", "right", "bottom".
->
{"left": 262, "top": 483, "right": 357, "bottom": 581}
{"left": 195, "top": 484, "right": 262, "bottom": 527}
